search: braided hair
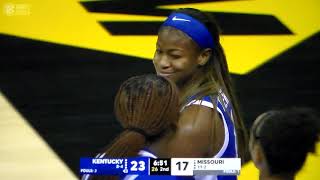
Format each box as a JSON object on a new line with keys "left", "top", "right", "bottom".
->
{"left": 105, "top": 74, "right": 179, "bottom": 158}
{"left": 89, "top": 74, "right": 179, "bottom": 180}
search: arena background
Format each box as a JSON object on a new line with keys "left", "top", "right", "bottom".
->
{"left": 0, "top": 0, "right": 319, "bottom": 179}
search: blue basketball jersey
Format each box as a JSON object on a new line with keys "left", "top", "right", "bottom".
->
{"left": 181, "top": 89, "right": 238, "bottom": 180}
{"left": 83, "top": 90, "right": 238, "bottom": 180}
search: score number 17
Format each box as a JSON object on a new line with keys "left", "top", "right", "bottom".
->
{"left": 171, "top": 158, "right": 193, "bottom": 176}
{"left": 176, "top": 161, "right": 189, "bottom": 171}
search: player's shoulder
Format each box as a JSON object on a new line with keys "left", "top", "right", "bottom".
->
{"left": 181, "top": 95, "right": 215, "bottom": 111}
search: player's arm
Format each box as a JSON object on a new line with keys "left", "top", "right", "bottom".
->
{"left": 165, "top": 105, "right": 222, "bottom": 157}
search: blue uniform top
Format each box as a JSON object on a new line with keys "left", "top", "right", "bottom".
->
{"left": 83, "top": 90, "right": 238, "bottom": 180}
{"left": 124, "top": 89, "right": 238, "bottom": 180}
{"left": 181, "top": 90, "right": 238, "bottom": 180}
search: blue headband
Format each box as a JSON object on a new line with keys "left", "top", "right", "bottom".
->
{"left": 162, "top": 13, "right": 214, "bottom": 49}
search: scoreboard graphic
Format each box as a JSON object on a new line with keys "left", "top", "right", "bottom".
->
{"left": 80, "top": 158, "right": 241, "bottom": 176}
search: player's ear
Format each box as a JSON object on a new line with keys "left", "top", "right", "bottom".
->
{"left": 197, "top": 48, "right": 212, "bottom": 66}
{"left": 251, "top": 143, "right": 264, "bottom": 170}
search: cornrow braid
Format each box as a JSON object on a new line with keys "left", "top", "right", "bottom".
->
{"left": 90, "top": 74, "right": 179, "bottom": 180}
{"left": 108, "top": 74, "right": 179, "bottom": 158}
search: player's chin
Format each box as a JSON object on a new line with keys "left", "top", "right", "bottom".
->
{"left": 165, "top": 75, "right": 179, "bottom": 84}
{"left": 157, "top": 73, "right": 176, "bottom": 82}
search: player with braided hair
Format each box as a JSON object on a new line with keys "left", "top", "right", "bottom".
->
{"left": 105, "top": 74, "right": 179, "bottom": 159}
{"left": 82, "top": 74, "right": 180, "bottom": 180}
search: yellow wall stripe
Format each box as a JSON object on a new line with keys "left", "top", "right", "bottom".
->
{"left": 0, "top": 92, "right": 77, "bottom": 179}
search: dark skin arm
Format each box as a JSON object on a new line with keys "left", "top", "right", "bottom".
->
{"left": 166, "top": 105, "right": 225, "bottom": 158}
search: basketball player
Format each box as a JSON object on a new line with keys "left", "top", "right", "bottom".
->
{"left": 249, "top": 108, "right": 319, "bottom": 180}
{"left": 83, "top": 74, "right": 192, "bottom": 180}
{"left": 152, "top": 8, "right": 248, "bottom": 180}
